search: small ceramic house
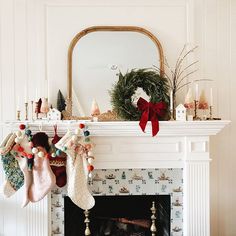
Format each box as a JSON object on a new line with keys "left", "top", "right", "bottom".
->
{"left": 175, "top": 104, "right": 187, "bottom": 121}
{"left": 47, "top": 108, "right": 61, "bottom": 120}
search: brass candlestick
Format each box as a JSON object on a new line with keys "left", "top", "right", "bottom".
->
{"left": 17, "top": 110, "right": 21, "bottom": 121}
{"left": 31, "top": 100, "right": 34, "bottom": 121}
{"left": 150, "top": 201, "right": 157, "bottom": 236}
{"left": 35, "top": 101, "right": 39, "bottom": 120}
{"left": 25, "top": 102, "right": 28, "bottom": 120}
{"left": 84, "top": 210, "right": 91, "bottom": 235}
{"left": 193, "top": 100, "right": 201, "bottom": 120}
{"left": 208, "top": 105, "right": 213, "bottom": 120}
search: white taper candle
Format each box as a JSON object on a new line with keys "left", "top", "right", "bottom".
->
{"left": 170, "top": 90, "right": 173, "bottom": 110}
{"left": 210, "top": 88, "right": 213, "bottom": 106}
{"left": 195, "top": 84, "right": 199, "bottom": 101}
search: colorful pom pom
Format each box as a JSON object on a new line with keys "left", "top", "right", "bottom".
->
{"left": 32, "top": 147, "right": 38, "bottom": 154}
{"left": 87, "top": 165, "right": 94, "bottom": 171}
{"left": 51, "top": 152, "right": 56, "bottom": 158}
{"left": 87, "top": 151, "right": 94, "bottom": 157}
{"left": 15, "top": 130, "right": 22, "bottom": 137}
{"left": 62, "top": 146, "right": 67, "bottom": 152}
{"left": 88, "top": 157, "right": 94, "bottom": 165}
{"left": 28, "top": 142, "right": 34, "bottom": 148}
{"left": 27, "top": 154, "right": 33, "bottom": 159}
{"left": 56, "top": 149, "right": 62, "bottom": 156}
{"left": 84, "top": 130, "right": 90, "bottom": 136}
{"left": 19, "top": 124, "right": 26, "bottom": 130}
{"left": 18, "top": 146, "right": 24, "bottom": 152}
{"left": 25, "top": 129, "right": 32, "bottom": 136}
{"left": 14, "top": 137, "right": 21, "bottom": 144}
{"left": 85, "top": 137, "right": 90, "bottom": 142}
{"left": 21, "top": 151, "right": 27, "bottom": 157}
{"left": 85, "top": 144, "right": 92, "bottom": 150}
{"left": 75, "top": 128, "right": 80, "bottom": 135}
{"left": 79, "top": 123, "right": 85, "bottom": 129}
{"left": 38, "top": 151, "right": 45, "bottom": 158}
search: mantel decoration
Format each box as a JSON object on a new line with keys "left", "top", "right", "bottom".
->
{"left": 155, "top": 45, "right": 198, "bottom": 110}
{"left": 110, "top": 68, "right": 169, "bottom": 136}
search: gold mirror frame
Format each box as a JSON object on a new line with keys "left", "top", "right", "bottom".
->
{"left": 63, "top": 26, "right": 165, "bottom": 120}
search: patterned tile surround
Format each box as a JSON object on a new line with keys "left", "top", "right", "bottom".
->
{"left": 51, "top": 168, "right": 183, "bottom": 236}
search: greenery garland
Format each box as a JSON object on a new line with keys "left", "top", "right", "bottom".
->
{"left": 110, "top": 68, "right": 170, "bottom": 121}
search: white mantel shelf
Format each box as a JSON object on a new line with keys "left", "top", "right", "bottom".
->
{"left": 2, "top": 120, "right": 230, "bottom": 136}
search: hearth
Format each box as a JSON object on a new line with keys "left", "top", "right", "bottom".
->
{"left": 64, "top": 195, "right": 170, "bottom": 236}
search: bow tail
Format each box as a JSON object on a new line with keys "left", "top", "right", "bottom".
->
{"left": 139, "top": 110, "right": 149, "bottom": 133}
{"left": 151, "top": 119, "right": 159, "bottom": 137}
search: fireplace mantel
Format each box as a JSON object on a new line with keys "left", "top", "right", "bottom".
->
{"left": 4, "top": 120, "right": 230, "bottom": 136}
{"left": 2, "top": 120, "right": 230, "bottom": 236}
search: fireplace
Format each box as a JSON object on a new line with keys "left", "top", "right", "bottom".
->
{"left": 24, "top": 121, "right": 228, "bottom": 236}
{"left": 51, "top": 168, "right": 183, "bottom": 236}
{"left": 65, "top": 195, "right": 170, "bottom": 236}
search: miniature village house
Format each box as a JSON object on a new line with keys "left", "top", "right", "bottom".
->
{"left": 47, "top": 108, "right": 61, "bottom": 120}
{"left": 175, "top": 104, "right": 186, "bottom": 121}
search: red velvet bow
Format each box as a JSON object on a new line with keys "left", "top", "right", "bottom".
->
{"left": 137, "top": 97, "right": 167, "bottom": 136}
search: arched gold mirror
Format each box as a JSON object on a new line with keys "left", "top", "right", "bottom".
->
{"left": 63, "top": 26, "right": 165, "bottom": 120}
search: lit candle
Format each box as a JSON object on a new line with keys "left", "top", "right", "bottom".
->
{"left": 24, "top": 85, "right": 28, "bottom": 103}
{"left": 195, "top": 84, "right": 199, "bottom": 101}
{"left": 170, "top": 90, "right": 173, "bottom": 110}
{"left": 210, "top": 88, "right": 213, "bottom": 106}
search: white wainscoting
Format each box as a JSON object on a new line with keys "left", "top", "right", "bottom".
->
{"left": 0, "top": 0, "right": 236, "bottom": 235}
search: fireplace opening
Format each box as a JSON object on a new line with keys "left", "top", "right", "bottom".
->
{"left": 65, "top": 195, "right": 170, "bottom": 236}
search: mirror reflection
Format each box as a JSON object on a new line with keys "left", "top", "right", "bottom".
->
{"left": 72, "top": 31, "right": 161, "bottom": 117}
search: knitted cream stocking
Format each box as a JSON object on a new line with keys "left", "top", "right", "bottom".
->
{"left": 28, "top": 132, "right": 56, "bottom": 202}
{"left": 0, "top": 133, "right": 24, "bottom": 198}
{"left": 11, "top": 135, "right": 33, "bottom": 207}
{"left": 56, "top": 131, "right": 95, "bottom": 210}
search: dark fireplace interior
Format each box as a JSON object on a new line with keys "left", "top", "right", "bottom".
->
{"left": 65, "top": 195, "right": 170, "bottom": 236}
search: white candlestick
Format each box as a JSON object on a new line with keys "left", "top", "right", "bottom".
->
{"left": 170, "top": 90, "right": 173, "bottom": 110}
{"left": 195, "top": 84, "right": 199, "bottom": 101}
{"left": 210, "top": 88, "right": 213, "bottom": 106}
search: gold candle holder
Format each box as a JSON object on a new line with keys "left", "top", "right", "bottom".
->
{"left": 34, "top": 101, "right": 39, "bottom": 120}
{"left": 84, "top": 210, "right": 91, "bottom": 235}
{"left": 208, "top": 105, "right": 213, "bottom": 120}
{"left": 150, "top": 201, "right": 157, "bottom": 236}
{"left": 17, "top": 110, "right": 21, "bottom": 121}
{"left": 193, "top": 100, "right": 201, "bottom": 120}
{"left": 31, "top": 100, "right": 34, "bottom": 121}
{"left": 25, "top": 102, "right": 28, "bottom": 120}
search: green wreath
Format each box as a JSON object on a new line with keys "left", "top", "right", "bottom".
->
{"left": 110, "top": 68, "right": 170, "bottom": 121}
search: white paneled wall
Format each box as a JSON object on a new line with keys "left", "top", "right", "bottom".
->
{"left": 0, "top": 0, "right": 235, "bottom": 235}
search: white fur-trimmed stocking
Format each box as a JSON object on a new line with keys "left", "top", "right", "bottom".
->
{"left": 56, "top": 131, "right": 95, "bottom": 210}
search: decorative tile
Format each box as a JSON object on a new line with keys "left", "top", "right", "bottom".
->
{"left": 51, "top": 168, "right": 183, "bottom": 236}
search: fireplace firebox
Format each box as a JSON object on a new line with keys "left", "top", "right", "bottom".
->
{"left": 65, "top": 195, "right": 170, "bottom": 236}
